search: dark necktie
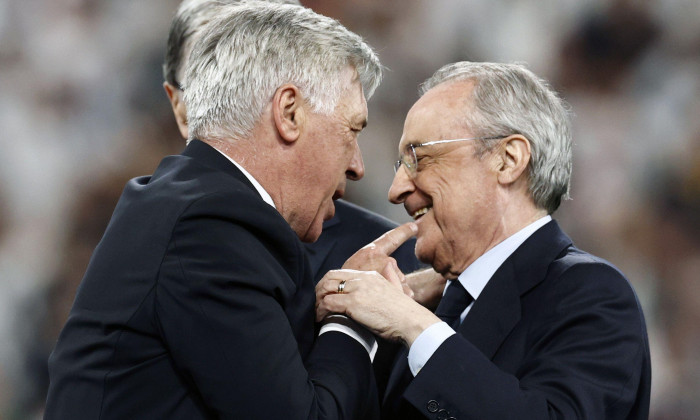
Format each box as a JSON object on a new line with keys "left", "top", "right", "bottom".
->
{"left": 434, "top": 280, "right": 473, "bottom": 329}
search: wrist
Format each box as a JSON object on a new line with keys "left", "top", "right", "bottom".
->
{"left": 402, "top": 306, "right": 442, "bottom": 348}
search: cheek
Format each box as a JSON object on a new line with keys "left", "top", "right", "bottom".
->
{"left": 323, "top": 141, "right": 357, "bottom": 186}
{"left": 420, "top": 180, "right": 476, "bottom": 246}
{"left": 424, "top": 180, "right": 458, "bottom": 226}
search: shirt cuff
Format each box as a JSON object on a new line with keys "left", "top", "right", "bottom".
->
{"left": 407, "top": 321, "right": 455, "bottom": 376}
{"left": 319, "top": 315, "right": 378, "bottom": 360}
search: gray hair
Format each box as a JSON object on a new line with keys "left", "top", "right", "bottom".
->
{"left": 420, "top": 62, "right": 572, "bottom": 214}
{"left": 183, "top": 2, "right": 382, "bottom": 142}
{"left": 162, "top": 0, "right": 301, "bottom": 88}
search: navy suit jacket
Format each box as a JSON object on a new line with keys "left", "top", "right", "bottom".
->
{"left": 45, "top": 140, "right": 378, "bottom": 419}
{"left": 306, "top": 199, "right": 424, "bottom": 283}
{"left": 381, "top": 221, "right": 651, "bottom": 420}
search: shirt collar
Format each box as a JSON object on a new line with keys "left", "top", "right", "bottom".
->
{"left": 455, "top": 215, "right": 552, "bottom": 300}
{"left": 211, "top": 147, "right": 276, "bottom": 209}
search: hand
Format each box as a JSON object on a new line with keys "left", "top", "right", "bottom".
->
{"left": 342, "top": 222, "right": 416, "bottom": 272}
{"left": 405, "top": 268, "right": 446, "bottom": 310}
{"left": 316, "top": 268, "right": 440, "bottom": 347}
{"left": 315, "top": 269, "right": 402, "bottom": 321}
{"left": 342, "top": 222, "right": 418, "bottom": 298}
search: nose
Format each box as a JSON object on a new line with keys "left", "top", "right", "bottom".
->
{"left": 388, "top": 165, "right": 414, "bottom": 204}
{"left": 345, "top": 140, "right": 365, "bottom": 181}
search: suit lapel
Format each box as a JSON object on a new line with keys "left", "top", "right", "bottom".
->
{"left": 458, "top": 260, "right": 521, "bottom": 359}
{"left": 458, "top": 220, "right": 572, "bottom": 359}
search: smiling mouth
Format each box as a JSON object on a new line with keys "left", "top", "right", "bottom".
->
{"left": 411, "top": 206, "right": 432, "bottom": 220}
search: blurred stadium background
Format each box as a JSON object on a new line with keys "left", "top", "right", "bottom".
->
{"left": 0, "top": 0, "right": 698, "bottom": 418}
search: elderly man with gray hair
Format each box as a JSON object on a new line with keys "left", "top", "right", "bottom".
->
{"left": 162, "top": 0, "right": 423, "bottom": 288}
{"left": 45, "top": 3, "right": 393, "bottom": 419}
{"left": 317, "top": 61, "right": 652, "bottom": 419}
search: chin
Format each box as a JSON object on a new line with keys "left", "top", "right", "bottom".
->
{"left": 416, "top": 239, "right": 457, "bottom": 279}
{"left": 414, "top": 238, "right": 436, "bottom": 266}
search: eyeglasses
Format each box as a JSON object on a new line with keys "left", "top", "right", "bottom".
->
{"left": 393, "top": 136, "right": 507, "bottom": 177}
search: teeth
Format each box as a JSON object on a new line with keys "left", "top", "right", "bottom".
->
{"left": 411, "top": 207, "right": 431, "bottom": 219}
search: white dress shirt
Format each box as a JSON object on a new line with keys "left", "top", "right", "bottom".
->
{"left": 407, "top": 215, "right": 552, "bottom": 375}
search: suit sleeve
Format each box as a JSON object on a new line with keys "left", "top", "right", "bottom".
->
{"left": 402, "top": 262, "right": 648, "bottom": 419}
{"left": 154, "top": 193, "right": 377, "bottom": 419}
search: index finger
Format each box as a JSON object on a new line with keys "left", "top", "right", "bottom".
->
{"left": 363, "top": 222, "right": 418, "bottom": 256}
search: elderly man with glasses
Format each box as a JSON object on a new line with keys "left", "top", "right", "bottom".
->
{"left": 317, "top": 61, "right": 651, "bottom": 420}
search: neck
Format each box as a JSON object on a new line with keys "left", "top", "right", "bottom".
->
{"left": 200, "top": 136, "right": 295, "bottom": 218}
{"left": 499, "top": 193, "right": 548, "bottom": 239}
{"left": 479, "top": 187, "right": 547, "bottom": 256}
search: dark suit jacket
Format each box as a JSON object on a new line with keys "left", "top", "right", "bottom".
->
{"left": 381, "top": 221, "right": 651, "bottom": 420}
{"left": 45, "top": 140, "right": 378, "bottom": 419}
{"left": 306, "top": 199, "right": 424, "bottom": 283}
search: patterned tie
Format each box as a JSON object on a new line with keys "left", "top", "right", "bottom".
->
{"left": 434, "top": 281, "right": 473, "bottom": 329}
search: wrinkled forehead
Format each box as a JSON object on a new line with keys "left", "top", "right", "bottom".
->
{"left": 336, "top": 66, "right": 368, "bottom": 124}
{"left": 399, "top": 80, "right": 475, "bottom": 150}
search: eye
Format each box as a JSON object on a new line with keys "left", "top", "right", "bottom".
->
{"left": 414, "top": 153, "right": 433, "bottom": 173}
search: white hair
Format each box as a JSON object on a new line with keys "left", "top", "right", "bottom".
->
{"left": 162, "top": 0, "right": 301, "bottom": 88}
{"left": 183, "top": 2, "right": 382, "bottom": 142}
{"left": 420, "top": 61, "right": 573, "bottom": 214}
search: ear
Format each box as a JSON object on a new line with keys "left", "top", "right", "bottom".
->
{"left": 163, "top": 82, "right": 189, "bottom": 140}
{"left": 496, "top": 135, "right": 531, "bottom": 185}
{"left": 272, "top": 84, "right": 304, "bottom": 144}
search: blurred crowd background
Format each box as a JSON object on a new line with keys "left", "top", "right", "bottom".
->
{"left": 0, "top": 0, "right": 698, "bottom": 418}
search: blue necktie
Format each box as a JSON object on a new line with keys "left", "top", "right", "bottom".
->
{"left": 434, "top": 281, "right": 473, "bottom": 329}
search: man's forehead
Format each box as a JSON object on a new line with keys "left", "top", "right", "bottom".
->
{"left": 343, "top": 80, "right": 368, "bottom": 126}
{"left": 418, "top": 80, "right": 473, "bottom": 117}
{"left": 400, "top": 81, "right": 473, "bottom": 147}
